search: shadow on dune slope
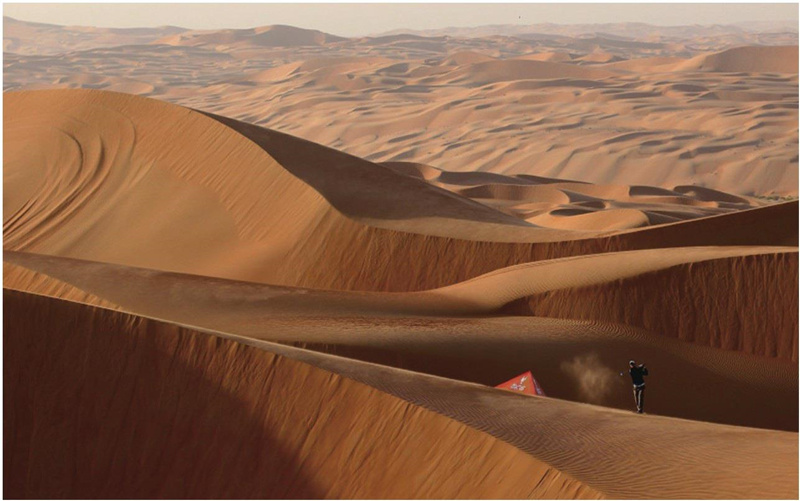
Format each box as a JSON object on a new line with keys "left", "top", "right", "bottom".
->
{"left": 4, "top": 89, "right": 797, "bottom": 292}
{"left": 4, "top": 289, "right": 592, "bottom": 499}
{"left": 504, "top": 252, "right": 799, "bottom": 361}
{"left": 5, "top": 250, "right": 797, "bottom": 431}
{"left": 5, "top": 290, "right": 797, "bottom": 499}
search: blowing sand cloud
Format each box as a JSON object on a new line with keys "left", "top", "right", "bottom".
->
{"left": 561, "top": 353, "right": 616, "bottom": 405}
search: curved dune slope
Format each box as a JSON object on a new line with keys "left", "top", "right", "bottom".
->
{"left": 5, "top": 291, "right": 798, "bottom": 498}
{"left": 514, "top": 253, "right": 798, "bottom": 361}
{"left": 682, "top": 45, "right": 799, "bottom": 73}
{"left": 7, "top": 246, "right": 792, "bottom": 317}
{"left": 197, "top": 109, "right": 540, "bottom": 235}
{"left": 4, "top": 89, "right": 797, "bottom": 293}
{"left": 6, "top": 249, "right": 797, "bottom": 431}
{"left": 5, "top": 290, "right": 594, "bottom": 499}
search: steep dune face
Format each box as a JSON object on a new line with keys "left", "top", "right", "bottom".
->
{"left": 4, "top": 290, "right": 595, "bottom": 499}
{"left": 515, "top": 252, "right": 799, "bottom": 361}
{"left": 274, "top": 201, "right": 796, "bottom": 292}
{"left": 5, "top": 290, "right": 797, "bottom": 498}
{"left": 2, "top": 89, "right": 553, "bottom": 289}
{"left": 199, "top": 110, "right": 539, "bottom": 236}
{"left": 3, "top": 89, "right": 539, "bottom": 290}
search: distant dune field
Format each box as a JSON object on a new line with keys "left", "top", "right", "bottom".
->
{"left": 5, "top": 17, "right": 798, "bottom": 196}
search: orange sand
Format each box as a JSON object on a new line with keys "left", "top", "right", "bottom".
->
{"left": 3, "top": 24, "right": 798, "bottom": 497}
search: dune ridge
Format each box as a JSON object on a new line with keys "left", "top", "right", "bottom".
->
{"left": 4, "top": 90, "right": 797, "bottom": 293}
{"left": 5, "top": 249, "right": 797, "bottom": 431}
{"left": 5, "top": 289, "right": 596, "bottom": 499}
{"left": 3, "top": 262, "right": 120, "bottom": 310}
{"left": 5, "top": 290, "right": 797, "bottom": 498}
{"left": 154, "top": 24, "right": 347, "bottom": 48}
{"left": 680, "top": 45, "right": 800, "bottom": 73}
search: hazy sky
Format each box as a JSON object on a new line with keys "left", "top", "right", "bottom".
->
{"left": 4, "top": 3, "right": 798, "bottom": 37}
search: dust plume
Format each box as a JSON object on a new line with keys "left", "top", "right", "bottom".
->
{"left": 561, "top": 353, "right": 617, "bottom": 404}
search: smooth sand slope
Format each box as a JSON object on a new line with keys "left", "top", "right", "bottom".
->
{"left": 680, "top": 46, "right": 800, "bottom": 73}
{"left": 5, "top": 249, "right": 797, "bottom": 431}
{"left": 6, "top": 90, "right": 796, "bottom": 293}
{"left": 5, "top": 290, "right": 797, "bottom": 499}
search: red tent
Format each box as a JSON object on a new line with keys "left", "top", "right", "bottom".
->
{"left": 496, "top": 371, "right": 546, "bottom": 396}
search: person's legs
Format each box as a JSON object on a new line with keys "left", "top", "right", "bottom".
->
{"left": 638, "top": 387, "right": 645, "bottom": 413}
{"left": 632, "top": 386, "right": 638, "bottom": 411}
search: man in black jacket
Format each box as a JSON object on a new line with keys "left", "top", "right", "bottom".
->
{"left": 626, "top": 360, "right": 648, "bottom": 413}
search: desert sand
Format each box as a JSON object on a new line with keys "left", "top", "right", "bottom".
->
{"left": 4, "top": 17, "right": 798, "bottom": 196}
{"left": 3, "top": 18, "right": 799, "bottom": 500}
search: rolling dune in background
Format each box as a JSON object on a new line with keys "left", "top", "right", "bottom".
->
{"left": 4, "top": 19, "right": 798, "bottom": 499}
{"left": 6, "top": 18, "right": 797, "bottom": 197}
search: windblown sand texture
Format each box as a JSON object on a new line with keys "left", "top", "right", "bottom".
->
{"left": 3, "top": 18, "right": 799, "bottom": 500}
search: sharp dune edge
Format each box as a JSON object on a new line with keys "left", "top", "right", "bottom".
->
{"left": 3, "top": 262, "right": 121, "bottom": 310}
{"left": 3, "top": 82, "right": 798, "bottom": 499}
{"left": 4, "top": 291, "right": 797, "bottom": 499}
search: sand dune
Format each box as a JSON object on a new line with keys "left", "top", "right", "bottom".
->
{"left": 3, "top": 16, "right": 185, "bottom": 55}
{"left": 5, "top": 290, "right": 596, "bottom": 499}
{"left": 508, "top": 252, "right": 798, "bottom": 360}
{"left": 3, "top": 25, "right": 798, "bottom": 497}
{"left": 7, "top": 246, "right": 790, "bottom": 320}
{"left": 5, "top": 290, "right": 797, "bottom": 498}
{"left": 5, "top": 248, "right": 797, "bottom": 430}
{"left": 5, "top": 18, "right": 797, "bottom": 197}
{"left": 5, "top": 90, "right": 797, "bottom": 293}
{"left": 3, "top": 261, "right": 120, "bottom": 310}
{"left": 451, "top": 59, "right": 617, "bottom": 84}
{"left": 155, "top": 24, "right": 346, "bottom": 48}
{"left": 681, "top": 45, "right": 800, "bottom": 73}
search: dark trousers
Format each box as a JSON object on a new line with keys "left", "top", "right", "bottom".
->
{"left": 633, "top": 384, "right": 645, "bottom": 412}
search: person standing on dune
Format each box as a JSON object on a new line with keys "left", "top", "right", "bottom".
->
{"left": 622, "top": 360, "right": 648, "bottom": 414}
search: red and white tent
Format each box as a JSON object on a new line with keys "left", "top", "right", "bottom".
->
{"left": 495, "top": 370, "right": 546, "bottom": 396}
